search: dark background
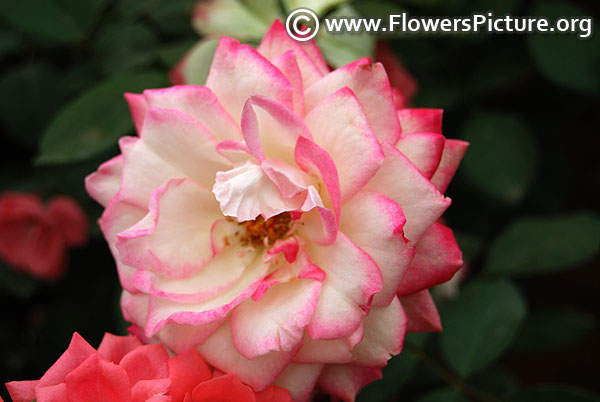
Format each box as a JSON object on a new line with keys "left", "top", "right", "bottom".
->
{"left": 0, "top": 0, "right": 598, "bottom": 401}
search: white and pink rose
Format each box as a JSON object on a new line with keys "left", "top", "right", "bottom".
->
{"left": 86, "top": 20, "right": 467, "bottom": 401}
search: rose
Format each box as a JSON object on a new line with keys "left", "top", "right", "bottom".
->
{"left": 5, "top": 332, "right": 292, "bottom": 402}
{"left": 86, "top": 20, "right": 467, "bottom": 401}
{"left": 0, "top": 193, "right": 88, "bottom": 281}
{"left": 6, "top": 332, "right": 172, "bottom": 402}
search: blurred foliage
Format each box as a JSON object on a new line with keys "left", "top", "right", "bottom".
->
{"left": 0, "top": 0, "right": 599, "bottom": 401}
{"left": 440, "top": 279, "right": 527, "bottom": 377}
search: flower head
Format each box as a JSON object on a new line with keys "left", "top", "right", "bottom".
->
{"left": 86, "top": 20, "right": 467, "bottom": 401}
{"left": 5, "top": 332, "right": 291, "bottom": 402}
{"left": 0, "top": 193, "right": 88, "bottom": 281}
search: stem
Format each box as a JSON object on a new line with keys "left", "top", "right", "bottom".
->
{"left": 406, "top": 345, "right": 501, "bottom": 402}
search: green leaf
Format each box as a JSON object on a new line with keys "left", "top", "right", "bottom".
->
{"left": 356, "top": 352, "right": 418, "bottom": 402}
{"left": 176, "top": 39, "right": 220, "bottom": 86}
{"left": 149, "top": 0, "right": 196, "bottom": 36}
{"left": 115, "top": 0, "right": 164, "bottom": 19}
{"left": 0, "top": 0, "right": 101, "bottom": 43}
{"left": 512, "top": 307, "right": 595, "bottom": 351}
{"left": 485, "top": 212, "right": 600, "bottom": 276}
{"left": 241, "top": 0, "right": 282, "bottom": 25}
{"left": 440, "top": 279, "right": 526, "bottom": 377}
{"left": 352, "top": 1, "right": 403, "bottom": 17}
{"left": 471, "top": 42, "right": 530, "bottom": 94}
{"left": 156, "top": 40, "right": 197, "bottom": 68}
{"left": 414, "top": 81, "right": 463, "bottom": 110}
{"left": 453, "top": 231, "right": 485, "bottom": 262}
{"left": 470, "top": 368, "right": 517, "bottom": 397}
{"left": 92, "top": 23, "right": 158, "bottom": 75}
{"left": 0, "top": 64, "right": 64, "bottom": 148}
{"left": 191, "top": 0, "right": 269, "bottom": 41}
{"left": 505, "top": 386, "right": 600, "bottom": 402}
{"left": 417, "top": 388, "right": 468, "bottom": 402}
{"left": 37, "top": 72, "right": 169, "bottom": 165}
{"left": 316, "top": 5, "right": 375, "bottom": 68}
{"left": 53, "top": 0, "right": 107, "bottom": 32}
{"left": 0, "top": 29, "right": 21, "bottom": 59}
{"left": 459, "top": 112, "right": 537, "bottom": 204}
{"left": 527, "top": 2, "right": 600, "bottom": 95}
{"left": 283, "top": 0, "right": 348, "bottom": 16}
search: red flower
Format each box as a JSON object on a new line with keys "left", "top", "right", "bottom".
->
{"left": 5, "top": 332, "right": 293, "bottom": 402}
{"left": 0, "top": 193, "right": 88, "bottom": 281}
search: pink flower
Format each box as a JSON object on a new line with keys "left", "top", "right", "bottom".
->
{"left": 0, "top": 193, "right": 88, "bottom": 281}
{"left": 86, "top": 20, "right": 467, "bottom": 401}
{"left": 5, "top": 332, "right": 292, "bottom": 402}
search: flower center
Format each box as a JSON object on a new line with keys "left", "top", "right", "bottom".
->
{"left": 229, "top": 212, "right": 293, "bottom": 248}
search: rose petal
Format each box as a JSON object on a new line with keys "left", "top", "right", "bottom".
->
{"left": 351, "top": 296, "right": 407, "bottom": 367}
{"left": 365, "top": 143, "right": 451, "bottom": 242}
{"left": 270, "top": 50, "right": 305, "bottom": 117}
{"left": 197, "top": 320, "right": 300, "bottom": 391}
{"left": 231, "top": 279, "right": 322, "bottom": 359}
{"left": 190, "top": 373, "right": 255, "bottom": 402}
{"left": 430, "top": 139, "right": 469, "bottom": 193}
{"left": 274, "top": 363, "right": 323, "bottom": 402}
{"left": 305, "top": 58, "right": 400, "bottom": 144}
{"left": 395, "top": 133, "right": 445, "bottom": 179}
{"left": 213, "top": 160, "right": 305, "bottom": 221}
{"left": 143, "top": 85, "right": 241, "bottom": 142}
{"left": 119, "top": 344, "right": 170, "bottom": 384}
{"left": 305, "top": 233, "right": 382, "bottom": 340}
{"left": 140, "top": 107, "right": 231, "bottom": 187}
{"left": 144, "top": 249, "right": 269, "bottom": 336}
{"left": 64, "top": 354, "right": 131, "bottom": 402}
{"left": 400, "top": 290, "right": 442, "bottom": 333}
{"left": 258, "top": 20, "right": 327, "bottom": 87}
{"left": 316, "top": 365, "right": 382, "bottom": 402}
{"left": 124, "top": 92, "right": 148, "bottom": 135}
{"left": 292, "top": 324, "right": 363, "bottom": 364}
{"left": 397, "top": 108, "right": 443, "bottom": 135}
{"left": 117, "top": 179, "right": 222, "bottom": 279}
{"left": 5, "top": 380, "right": 39, "bottom": 402}
{"left": 304, "top": 87, "right": 384, "bottom": 201}
{"left": 38, "top": 333, "right": 96, "bottom": 388}
{"left": 206, "top": 37, "right": 293, "bottom": 123}
{"left": 132, "top": 244, "right": 256, "bottom": 303}
{"left": 85, "top": 155, "right": 123, "bottom": 207}
{"left": 339, "top": 191, "right": 415, "bottom": 307}
{"left": 131, "top": 378, "right": 171, "bottom": 402}
{"left": 100, "top": 197, "right": 147, "bottom": 293}
{"left": 397, "top": 222, "right": 463, "bottom": 297}
{"left": 97, "top": 333, "right": 143, "bottom": 364}
{"left": 168, "top": 348, "right": 212, "bottom": 402}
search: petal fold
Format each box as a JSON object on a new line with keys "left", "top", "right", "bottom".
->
{"left": 117, "top": 179, "right": 222, "bottom": 279}
{"left": 400, "top": 290, "right": 442, "bottom": 333}
{"left": 339, "top": 191, "right": 414, "bottom": 306}
{"left": 196, "top": 320, "right": 300, "bottom": 391}
{"left": 305, "top": 233, "right": 382, "bottom": 340}
{"left": 317, "top": 365, "right": 382, "bottom": 402}
{"left": 304, "top": 87, "right": 384, "bottom": 201}
{"left": 231, "top": 279, "right": 322, "bottom": 359}
{"left": 206, "top": 37, "right": 293, "bottom": 123}
{"left": 430, "top": 139, "right": 469, "bottom": 193}
{"left": 397, "top": 222, "right": 463, "bottom": 297}
{"left": 365, "top": 143, "right": 451, "bottom": 242}
{"left": 305, "top": 58, "right": 400, "bottom": 144}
